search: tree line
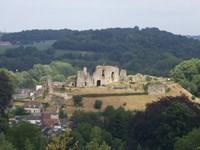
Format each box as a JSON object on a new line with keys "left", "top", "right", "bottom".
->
{"left": 1, "top": 27, "right": 200, "bottom": 76}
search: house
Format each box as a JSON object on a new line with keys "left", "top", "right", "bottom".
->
{"left": 41, "top": 112, "right": 60, "bottom": 129}
{"left": 25, "top": 114, "right": 41, "bottom": 125}
{"left": 0, "top": 40, "right": 12, "bottom": 46}
{"left": 24, "top": 101, "right": 43, "bottom": 113}
{"left": 13, "top": 89, "right": 33, "bottom": 100}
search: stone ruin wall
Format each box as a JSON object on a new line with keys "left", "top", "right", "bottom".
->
{"left": 75, "top": 65, "right": 128, "bottom": 87}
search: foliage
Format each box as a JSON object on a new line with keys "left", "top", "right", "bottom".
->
{"left": 0, "top": 69, "right": 15, "bottom": 117}
{"left": 7, "top": 122, "right": 46, "bottom": 150}
{"left": 131, "top": 96, "right": 200, "bottom": 150}
{"left": 71, "top": 124, "right": 122, "bottom": 150}
{"left": 59, "top": 108, "right": 66, "bottom": 119}
{"left": 2, "top": 28, "right": 200, "bottom": 76}
{"left": 174, "top": 128, "right": 200, "bottom": 150}
{"left": 86, "top": 141, "right": 111, "bottom": 150}
{"left": 0, "top": 46, "right": 54, "bottom": 71}
{"left": 0, "top": 133, "right": 16, "bottom": 150}
{"left": 15, "top": 61, "right": 76, "bottom": 89}
{"left": 94, "top": 100, "right": 102, "bottom": 110}
{"left": 73, "top": 96, "right": 83, "bottom": 107}
{"left": 171, "top": 59, "right": 200, "bottom": 97}
{"left": 47, "top": 130, "right": 77, "bottom": 150}
{"left": 10, "top": 107, "right": 27, "bottom": 116}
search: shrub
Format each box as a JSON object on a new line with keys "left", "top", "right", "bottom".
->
{"left": 192, "top": 95, "right": 196, "bottom": 100}
{"left": 73, "top": 95, "right": 83, "bottom": 107}
{"left": 94, "top": 100, "right": 102, "bottom": 110}
{"left": 166, "top": 88, "right": 171, "bottom": 93}
{"left": 146, "top": 76, "right": 152, "bottom": 81}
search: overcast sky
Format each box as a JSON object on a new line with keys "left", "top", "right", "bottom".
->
{"left": 1, "top": 0, "right": 199, "bottom": 35}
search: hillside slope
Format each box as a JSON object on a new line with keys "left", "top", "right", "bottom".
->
{"left": 1, "top": 28, "right": 200, "bottom": 76}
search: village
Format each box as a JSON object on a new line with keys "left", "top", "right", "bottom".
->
{"left": 9, "top": 65, "right": 194, "bottom": 136}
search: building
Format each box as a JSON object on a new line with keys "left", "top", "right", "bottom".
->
{"left": 25, "top": 114, "right": 41, "bottom": 125}
{"left": 148, "top": 83, "right": 166, "bottom": 95}
{"left": 13, "top": 89, "right": 33, "bottom": 100}
{"left": 41, "top": 112, "right": 60, "bottom": 129}
{"left": 24, "top": 101, "right": 43, "bottom": 113}
{"left": 75, "top": 65, "right": 128, "bottom": 87}
{"left": 0, "top": 41, "right": 12, "bottom": 46}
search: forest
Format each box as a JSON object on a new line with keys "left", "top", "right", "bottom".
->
{"left": 1, "top": 27, "right": 200, "bottom": 76}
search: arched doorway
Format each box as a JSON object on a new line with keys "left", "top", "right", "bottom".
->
{"left": 97, "top": 80, "right": 101, "bottom": 86}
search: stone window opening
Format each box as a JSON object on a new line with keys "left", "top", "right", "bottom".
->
{"left": 111, "top": 72, "right": 114, "bottom": 80}
{"left": 85, "top": 82, "right": 87, "bottom": 86}
{"left": 102, "top": 70, "right": 105, "bottom": 77}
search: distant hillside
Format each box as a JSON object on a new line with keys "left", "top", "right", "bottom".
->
{"left": 187, "top": 35, "right": 200, "bottom": 40}
{"left": 1, "top": 29, "right": 74, "bottom": 43}
{"left": 1, "top": 27, "right": 200, "bottom": 76}
{"left": 192, "top": 36, "right": 200, "bottom": 40}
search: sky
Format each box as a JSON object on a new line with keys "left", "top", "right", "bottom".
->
{"left": 1, "top": 0, "right": 199, "bottom": 35}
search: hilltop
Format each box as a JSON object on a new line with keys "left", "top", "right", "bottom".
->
{"left": 1, "top": 27, "right": 200, "bottom": 76}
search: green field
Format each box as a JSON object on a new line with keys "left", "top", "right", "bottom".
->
{"left": 23, "top": 40, "right": 56, "bottom": 51}
{"left": 0, "top": 40, "right": 55, "bottom": 54}
{"left": 0, "top": 45, "right": 18, "bottom": 54}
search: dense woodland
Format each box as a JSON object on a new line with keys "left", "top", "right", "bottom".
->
{"left": 171, "top": 59, "right": 200, "bottom": 97}
{"left": 1, "top": 27, "right": 200, "bottom": 76}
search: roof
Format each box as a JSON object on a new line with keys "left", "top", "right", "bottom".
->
{"left": 41, "top": 112, "right": 60, "bottom": 128}
{"left": 24, "top": 101, "right": 43, "bottom": 108}
{"left": 25, "top": 115, "right": 41, "bottom": 121}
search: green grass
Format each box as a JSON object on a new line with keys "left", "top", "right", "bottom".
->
{"left": 0, "top": 45, "right": 18, "bottom": 54}
{"left": 0, "top": 40, "right": 55, "bottom": 54}
{"left": 54, "top": 49, "right": 94, "bottom": 58}
{"left": 24, "top": 40, "right": 56, "bottom": 51}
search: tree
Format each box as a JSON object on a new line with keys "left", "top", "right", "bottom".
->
{"left": 86, "top": 141, "right": 111, "bottom": 150}
{"left": 174, "top": 128, "right": 200, "bottom": 150}
{"left": 47, "top": 130, "right": 77, "bottom": 150}
{"left": 24, "top": 139, "right": 34, "bottom": 150}
{"left": 7, "top": 122, "right": 46, "bottom": 150}
{"left": 0, "top": 69, "right": 15, "bottom": 133}
{"left": 73, "top": 96, "right": 83, "bottom": 107}
{"left": 170, "top": 59, "right": 200, "bottom": 96}
{"left": 131, "top": 96, "right": 200, "bottom": 150}
{"left": 94, "top": 100, "right": 102, "bottom": 110}
{"left": 11, "top": 107, "right": 27, "bottom": 116}
{"left": 0, "top": 133, "right": 16, "bottom": 150}
{"left": 59, "top": 108, "right": 66, "bottom": 119}
{"left": 0, "top": 69, "right": 15, "bottom": 116}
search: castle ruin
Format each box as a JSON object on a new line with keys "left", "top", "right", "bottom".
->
{"left": 75, "top": 65, "right": 127, "bottom": 87}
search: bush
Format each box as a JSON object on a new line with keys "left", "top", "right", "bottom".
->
{"left": 166, "top": 88, "right": 171, "bottom": 93}
{"left": 192, "top": 95, "right": 196, "bottom": 100}
{"left": 14, "top": 107, "right": 27, "bottom": 116}
{"left": 73, "top": 95, "right": 83, "bottom": 107}
{"left": 94, "top": 100, "right": 102, "bottom": 110}
{"left": 145, "top": 76, "right": 152, "bottom": 81}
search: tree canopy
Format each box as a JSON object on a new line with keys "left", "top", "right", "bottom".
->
{"left": 1, "top": 28, "right": 200, "bottom": 76}
{"left": 171, "top": 59, "right": 200, "bottom": 97}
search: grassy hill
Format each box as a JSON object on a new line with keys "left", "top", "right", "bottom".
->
{"left": 1, "top": 27, "right": 200, "bottom": 76}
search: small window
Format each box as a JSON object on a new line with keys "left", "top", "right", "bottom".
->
{"left": 111, "top": 72, "right": 114, "bottom": 80}
{"left": 102, "top": 70, "right": 105, "bottom": 77}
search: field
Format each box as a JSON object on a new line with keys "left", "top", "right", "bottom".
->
{"left": 63, "top": 82, "right": 196, "bottom": 114}
{"left": 0, "top": 45, "right": 18, "bottom": 54}
{"left": 24, "top": 40, "right": 56, "bottom": 51}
